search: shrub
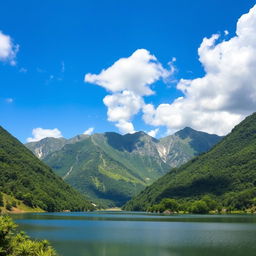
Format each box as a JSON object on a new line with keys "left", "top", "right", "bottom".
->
{"left": 0, "top": 216, "right": 58, "bottom": 256}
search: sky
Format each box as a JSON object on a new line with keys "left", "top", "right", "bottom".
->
{"left": 1, "top": 0, "right": 256, "bottom": 142}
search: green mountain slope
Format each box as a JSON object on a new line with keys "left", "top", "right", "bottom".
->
{"left": 158, "top": 127, "right": 222, "bottom": 167}
{"left": 28, "top": 129, "right": 221, "bottom": 207}
{"left": 124, "top": 113, "right": 256, "bottom": 211}
{"left": 0, "top": 126, "right": 94, "bottom": 212}
{"left": 43, "top": 133, "right": 166, "bottom": 207}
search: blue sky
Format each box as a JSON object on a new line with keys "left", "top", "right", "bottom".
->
{"left": 1, "top": 0, "right": 256, "bottom": 142}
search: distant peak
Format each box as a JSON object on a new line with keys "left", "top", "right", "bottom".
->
{"left": 180, "top": 127, "right": 195, "bottom": 132}
{"left": 133, "top": 131, "right": 148, "bottom": 136}
{"left": 175, "top": 127, "right": 195, "bottom": 136}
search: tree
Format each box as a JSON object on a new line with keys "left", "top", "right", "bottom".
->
{"left": 160, "top": 198, "right": 179, "bottom": 212}
{"left": 202, "top": 195, "right": 218, "bottom": 211}
{"left": 190, "top": 200, "right": 209, "bottom": 214}
{"left": 0, "top": 216, "right": 58, "bottom": 256}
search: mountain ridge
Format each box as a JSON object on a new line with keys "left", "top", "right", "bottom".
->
{"left": 124, "top": 113, "right": 256, "bottom": 211}
{"left": 26, "top": 128, "right": 222, "bottom": 207}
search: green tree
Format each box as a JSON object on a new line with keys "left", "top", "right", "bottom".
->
{"left": 202, "top": 195, "right": 218, "bottom": 211}
{"left": 190, "top": 200, "right": 209, "bottom": 214}
{"left": 160, "top": 198, "right": 179, "bottom": 212}
{"left": 0, "top": 216, "right": 58, "bottom": 256}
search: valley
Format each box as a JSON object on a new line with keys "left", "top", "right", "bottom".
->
{"left": 26, "top": 128, "right": 221, "bottom": 207}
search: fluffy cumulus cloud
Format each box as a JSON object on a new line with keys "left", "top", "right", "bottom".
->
{"left": 85, "top": 49, "right": 172, "bottom": 133}
{"left": 83, "top": 127, "right": 94, "bottom": 135}
{"left": 103, "top": 90, "right": 144, "bottom": 133}
{"left": 85, "top": 49, "right": 170, "bottom": 96}
{"left": 0, "top": 31, "right": 19, "bottom": 65}
{"left": 143, "top": 5, "right": 256, "bottom": 135}
{"left": 27, "top": 128, "right": 63, "bottom": 142}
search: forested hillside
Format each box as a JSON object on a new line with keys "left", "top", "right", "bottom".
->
{"left": 124, "top": 113, "right": 256, "bottom": 212}
{"left": 0, "top": 126, "right": 94, "bottom": 212}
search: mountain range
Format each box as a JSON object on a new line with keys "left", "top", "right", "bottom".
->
{"left": 124, "top": 113, "right": 256, "bottom": 211}
{"left": 26, "top": 127, "right": 222, "bottom": 207}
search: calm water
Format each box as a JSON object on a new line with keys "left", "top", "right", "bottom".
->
{"left": 12, "top": 212, "right": 256, "bottom": 256}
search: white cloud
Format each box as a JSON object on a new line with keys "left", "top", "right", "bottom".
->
{"left": 85, "top": 49, "right": 173, "bottom": 133}
{"left": 103, "top": 91, "right": 140, "bottom": 134}
{"left": 143, "top": 5, "right": 256, "bottom": 136}
{"left": 27, "top": 128, "right": 63, "bottom": 142}
{"left": 85, "top": 49, "right": 170, "bottom": 96}
{"left": 103, "top": 90, "right": 144, "bottom": 129}
{"left": 116, "top": 120, "right": 136, "bottom": 134}
{"left": 147, "top": 128, "right": 159, "bottom": 138}
{"left": 0, "top": 31, "right": 19, "bottom": 65}
{"left": 83, "top": 127, "right": 94, "bottom": 135}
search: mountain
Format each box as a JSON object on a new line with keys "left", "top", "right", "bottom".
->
{"left": 41, "top": 132, "right": 169, "bottom": 207}
{"left": 26, "top": 128, "right": 222, "bottom": 207}
{"left": 26, "top": 137, "right": 67, "bottom": 159}
{"left": 26, "top": 134, "right": 92, "bottom": 159}
{"left": 124, "top": 113, "right": 256, "bottom": 211}
{"left": 157, "top": 127, "right": 221, "bottom": 167}
{"left": 0, "top": 126, "right": 94, "bottom": 212}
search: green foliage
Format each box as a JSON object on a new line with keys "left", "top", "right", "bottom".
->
{"left": 0, "top": 193, "right": 3, "bottom": 207}
{"left": 124, "top": 113, "right": 256, "bottom": 212}
{"left": 190, "top": 200, "right": 209, "bottom": 214}
{"left": 160, "top": 198, "right": 179, "bottom": 211}
{"left": 201, "top": 195, "right": 218, "bottom": 211}
{"left": 149, "top": 198, "right": 179, "bottom": 213}
{"left": 148, "top": 198, "right": 179, "bottom": 213}
{"left": 0, "top": 126, "right": 94, "bottom": 212}
{"left": 5, "top": 202, "right": 12, "bottom": 211}
{"left": 0, "top": 216, "right": 58, "bottom": 256}
{"left": 147, "top": 196, "right": 218, "bottom": 214}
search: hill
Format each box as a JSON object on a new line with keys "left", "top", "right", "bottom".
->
{"left": 0, "top": 126, "right": 94, "bottom": 212}
{"left": 124, "top": 113, "right": 256, "bottom": 211}
{"left": 26, "top": 128, "right": 222, "bottom": 207}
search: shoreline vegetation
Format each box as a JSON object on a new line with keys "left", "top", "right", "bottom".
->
{"left": 0, "top": 193, "right": 44, "bottom": 214}
{"left": 1, "top": 189, "right": 255, "bottom": 215}
{"left": 145, "top": 197, "right": 256, "bottom": 215}
{"left": 0, "top": 215, "right": 59, "bottom": 256}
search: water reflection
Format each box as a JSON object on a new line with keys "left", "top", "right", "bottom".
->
{"left": 12, "top": 212, "right": 256, "bottom": 256}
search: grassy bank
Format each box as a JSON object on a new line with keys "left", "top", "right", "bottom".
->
{"left": 0, "top": 193, "right": 44, "bottom": 214}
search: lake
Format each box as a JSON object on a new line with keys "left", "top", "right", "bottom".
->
{"left": 12, "top": 212, "right": 256, "bottom": 256}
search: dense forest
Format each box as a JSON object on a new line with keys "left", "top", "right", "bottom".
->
{"left": 0, "top": 126, "right": 94, "bottom": 212}
{"left": 124, "top": 113, "right": 256, "bottom": 213}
